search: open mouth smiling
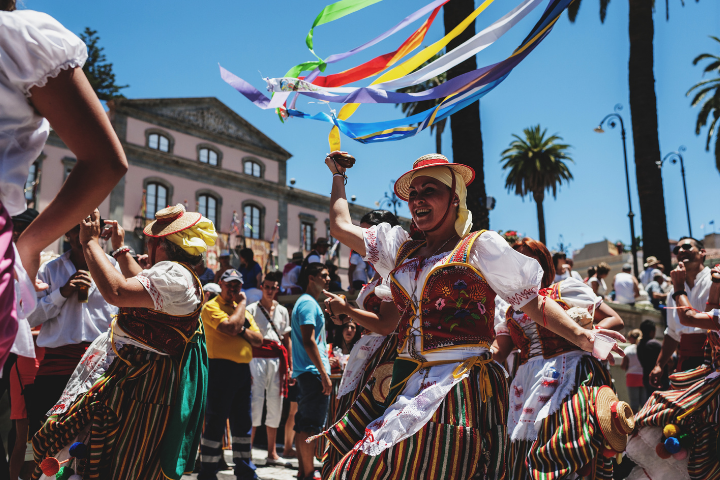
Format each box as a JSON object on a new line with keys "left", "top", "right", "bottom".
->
{"left": 415, "top": 208, "right": 431, "bottom": 218}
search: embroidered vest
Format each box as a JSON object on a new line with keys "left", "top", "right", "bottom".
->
{"left": 116, "top": 263, "right": 204, "bottom": 357}
{"left": 506, "top": 282, "right": 580, "bottom": 366}
{"left": 389, "top": 231, "right": 496, "bottom": 354}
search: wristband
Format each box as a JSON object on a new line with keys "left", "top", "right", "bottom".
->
{"left": 712, "top": 277, "right": 720, "bottom": 284}
{"left": 239, "top": 325, "right": 247, "bottom": 336}
{"left": 672, "top": 290, "right": 687, "bottom": 301}
{"left": 111, "top": 246, "right": 130, "bottom": 258}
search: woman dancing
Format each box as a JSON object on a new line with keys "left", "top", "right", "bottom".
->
{"left": 493, "top": 237, "right": 624, "bottom": 479}
{"left": 322, "top": 152, "right": 624, "bottom": 480}
{"left": 32, "top": 205, "right": 216, "bottom": 480}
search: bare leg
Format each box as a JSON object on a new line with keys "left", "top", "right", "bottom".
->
{"left": 283, "top": 401, "right": 297, "bottom": 458}
{"left": 266, "top": 426, "right": 280, "bottom": 460}
{"left": 295, "top": 431, "right": 316, "bottom": 479}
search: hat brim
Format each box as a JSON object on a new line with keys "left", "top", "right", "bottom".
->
{"left": 144, "top": 212, "right": 203, "bottom": 238}
{"left": 595, "top": 386, "right": 633, "bottom": 452}
{"left": 394, "top": 163, "right": 475, "bottom": 201}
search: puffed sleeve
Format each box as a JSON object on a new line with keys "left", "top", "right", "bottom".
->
{"left": 556, "top": 277, "right": 603, "bottom": 314}
{"left": 134, "top": 262, "right": 200, "bottom": 315}
{"left": 0, "top": 10, "right": 87, "bottom": 96}
{"left": 469, "top": 231, "right": 543, "bottom": 309}
{"left": 494, "top": 295, "right": 511, "bottom": 336}
{"left": 362, "top": 223, "right": 409, "bottom": 279}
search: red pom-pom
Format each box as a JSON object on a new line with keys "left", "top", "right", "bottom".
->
{"left": 577, "top": 462, "right": 593, "bottom": 476}
{"left": 602, "top": 448, "right": 616, "bottom": 458}
{"left": 40, "top": 457, "right": 60, "bottom": 476}
{"left": 655, "top": 443, "right": 671, "bottom": 459}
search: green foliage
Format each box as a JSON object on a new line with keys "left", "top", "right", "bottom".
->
{"left": 79, "top": 28, "right": 128, "bottom": 101}
{"left": 687, "top": 36, "right": 720, "bottom": 173}
{"left": 500, "top": 125, "right": 574, "bottom": 201}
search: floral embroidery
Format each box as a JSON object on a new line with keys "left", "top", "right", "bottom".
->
{"left": 435, "top": 298, "right": 446, "bottom": 310}
{"left": 453, "top": 279, "right": 468, "bottom": 290}
{"left": 477, "top": 302, "right": 486, "bottom": 315}
{"left": 513, "top": 385, "right": 524, "bottom": 397}
{"left": 365, "top": 228, "right": 380, "bottom": 264}
{"left": 522, "top": 407, "right": 535, "bottom": 415}
{"left": 513, "top": 403, "right": 523, "bottom": 411}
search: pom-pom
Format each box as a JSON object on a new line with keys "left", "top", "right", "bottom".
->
{"left": 664, "top": 437, "right": 681, "bottom": 454}
{"left": 678, "top": 432, "right": 694, "bottom": 448}
{"left": 68, "top": 475, "right": 83, "bottom": 480}
{"left": 672, "top": 448, "right": 688, "bottom": 460}
{"left": 40, "top": 457, "right": 60, "bottom": 476}
{"left": 663, "top": 424, "right": 680, "bottom": 438}
{"left": 577, "top": 463, "right": 592, "bottom": 476}
{"left": 602, "top": 447, "right": 616, "bottom": 458}
{"left": 69, "top": 442, "right": 88, "bottom": 459}
{"left": 655, "top": 443, "right": 671, "bottom": 459}
{"left": 56, "top": 466, "right": 75, "bottom": 480}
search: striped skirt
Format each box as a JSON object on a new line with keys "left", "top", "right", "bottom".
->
{"left": 510, "top": 355, "right": 613, "bottom": 480}
{"left": 629, "top": 369, "right": 720, "bottom": 480}
{"left": 324, "top": 360, "right": 509, "bottom": 480}
{"left": 32, "top": 345, "right": 183, "bottom": 480}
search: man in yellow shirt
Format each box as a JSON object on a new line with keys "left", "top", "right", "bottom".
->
{"left": 199, "top": 269, "right": 263, "bottom": 480}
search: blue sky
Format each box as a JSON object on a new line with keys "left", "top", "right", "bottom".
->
{"left": 23, "top": 0, "right": 720, "bottom": 255}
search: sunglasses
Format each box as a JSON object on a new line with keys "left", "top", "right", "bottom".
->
{"left": 673, "top": 242, "right": 695, "bottom": 255}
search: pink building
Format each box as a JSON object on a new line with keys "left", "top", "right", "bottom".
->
{"left": 28, "top": 97, "right": 388, "bottom": 274}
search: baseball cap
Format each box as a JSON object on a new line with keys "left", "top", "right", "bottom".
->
{"left": 203, "top": 283, "right": 222, "bottom": 294}
{"left": 220, "top": 269, "right": 244, "bottom": 283}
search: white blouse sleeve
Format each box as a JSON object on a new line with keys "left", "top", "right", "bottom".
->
{"left": 493, "top": 295, "right": 511, "bottom": 337}
{"left": 135, "top": 262, "right": 200, "bottom": 316}
{"left": 0, "top": 11, "right": 87, "bottom": 96}
{"left": 469, "top": 231, "right": 543, "bottom": 309}
{"left": 556, "top": 277, "right": 603, "bottom": 314}
{"left": 362, "top": 223, "right": 410, "bottom": 279}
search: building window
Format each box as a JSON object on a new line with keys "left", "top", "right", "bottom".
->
{"left": 301, "top": 222, "right": 314, "bottom": 251}
{"left": 199, "top": 148, "right": 218, "bottom": 166}
{"left": 148, "top": 133, "right": 170, "bottom": 152}
{"left": 243, "top": 204, "right": 261, "bottom": 239}
{"left": 24, "top": 161, "right": 40, "bottom": 208}
{"left": 244, "top": 160, "right": 262, "bottom": 178}
{"left": 198, "top": 194, "right": 218, "bottom": 227}
{"left": 146, "top": 183, "right": 168, "bottom": 219}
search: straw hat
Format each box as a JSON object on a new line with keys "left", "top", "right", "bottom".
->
{"left": 394, "top": 154, "right": 475, "bottom": 201}
{"left": 143, "top": 204, "right": 202, "bottom": 238}
{"left": 371, "top": 362, "right": 394, "bottom": 403}
{"left": 595, "top": 386, "right": 635, "bottom": 452}
{"left": 644, "top": 256, "right": 659, "bottom": 268}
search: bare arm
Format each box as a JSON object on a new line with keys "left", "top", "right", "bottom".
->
{"left": 621, "top": 355, "right": 629, "bottom": 371}
{"left": 649, "top": 336, "right": 678, "bottom": 387}
{"left": 590, "top": 279, "right": 599, "bottom": 295}
{"left": 323, "top": 290, "right": 399, "bottom": 335}
{"left": 593, "top": 302, "right": 624, "bottom": 331}
{"left": 103, "top": 220, "right": 142, "bottom": 278}
{"left": 492, "top": 335, "right": 515, "bottom": 364}
{"left": 17, "top": 68, "right": 128, "bottom": 281}
{"left": 300, "top": 324, "right": 332, "bottom": 395}
{"left": 705, "top": 266, "right": 720, "bottom": 310}
{"left": 678, "top": 308, "right": 718, "bottom": 330}
{"left": 79, "top": 211, "right": 154, "bottom": 309}
{"left": 633, "top": 277, "right": 640, "bottom": 298}
{"left": 283, "top": 334, "right": 293, "bottom": 372}
{"left": 326, "top": 154, "right": 365, "bottom": 256}
{"left": 347, "top": 264, "right": 357, "bottom": 292}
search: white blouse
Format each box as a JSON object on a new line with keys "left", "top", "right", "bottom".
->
{"left": 134, "top": 262, "right": 201, "bottom": 316}
{"left": 0, "top": 10, "right": 87, "bottom": 216}
{"left": 363, "top": 224, "right": 542, "bottom": 357}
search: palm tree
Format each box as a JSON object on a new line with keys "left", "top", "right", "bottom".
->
{"left": 500, "top": 125, "right": 574, "bottom": 245}
{"left": 395, "top": 52, "right": 448, "bottom": 154}
{"left": 444, "top": 0, "right": 489, "bottom": 230}
{"left": 568, "top": 0, "right": 671, "bottom": 270}
{"left": 687, "top": 36, "right": 720, "bottom": 172}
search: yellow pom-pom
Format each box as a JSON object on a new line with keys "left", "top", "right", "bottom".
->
{"left": 663, "top": 424, "right": 680, "bottom": 438}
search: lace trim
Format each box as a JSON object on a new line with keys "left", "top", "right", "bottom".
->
{"left": 505, "top": 287, "right": 539, "bottom": 307}
{"left": 393, "top": 252, "right": 449, "bottom": 275}
{"left": 24, "top": 58, "right": 86, "bottom": 97}
{"left": 135, "top": 274, "right": 164, "bottom": 311}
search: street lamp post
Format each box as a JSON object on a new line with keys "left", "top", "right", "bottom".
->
{"left": 657, "top": 146, "right": 692, "bottom": 237}
{"left": 594, "top": 104, "right": 639, "bottom": 277}
{"left": 376, "top": 180, "right": 402, "bottom": 217}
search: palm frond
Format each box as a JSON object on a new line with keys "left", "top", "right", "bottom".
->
{"left": 599, "top": 0, "right": 611, "bottom": 23}
{"left": 567, "top": 0, "right": 582, "bottom": 23}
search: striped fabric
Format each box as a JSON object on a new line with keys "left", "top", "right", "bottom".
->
{"left": 526, "top": 385, "right": 611, "bottom": 480}
{"left": 634, "top": 368, "right": 720, "bottom": 479}
{"left": 325, "top": 360, "right": 509, "bottom": 480}
{"left": 31, "top": 346, "right": 179, "bottom": 480}
{"left": 511, "top": 355, "right": 613, "bottom": 479}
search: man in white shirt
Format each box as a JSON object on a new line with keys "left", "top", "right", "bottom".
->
{"left": 26, "top": 222, "right": 119, "bottom": 434}
{"left": 650, "top": 237, "right": 711, "bottom": 386}
{"left": 639, "top": 256, "right": 660, "bottom": 287}
{"left": 281, "top": 252, "right": 303, "bottom": 295}
{"left": 347, "top": 251, "right": 369, "bottom": 293}
{"left": 613, "top": 264, "right": 640, "bottom": 305}
{"left": 303, "top": 238, "right": 329, "bottom": 266}
{"left": 247, "top": 271, "right": 292, "bottom": 463}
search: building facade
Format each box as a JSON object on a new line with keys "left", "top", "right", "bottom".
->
{"left": 29, "top": 97, "right": 386, "bottom": 273}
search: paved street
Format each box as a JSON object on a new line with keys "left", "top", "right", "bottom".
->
{"left": 182, "top": 448, "right": 322, "bottom": 480}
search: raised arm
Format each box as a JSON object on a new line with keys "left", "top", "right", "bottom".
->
{"left": 325, "top": 153, "right": 365, "bottom": 256}
{"left": 17, "top": 68, "right": 128, "bottom": 281}
{"left": 103, "top": 220, "right": 143, "bottom": 278}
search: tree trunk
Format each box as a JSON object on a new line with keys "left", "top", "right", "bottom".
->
{"left": 533, "top": 190, "right": 546, "bottom": 245}
{"left": 628, "top": 0, "right": 671, "bottom": 268}
{"left": 444, "top": 0, "right": 488, "bottom": 230}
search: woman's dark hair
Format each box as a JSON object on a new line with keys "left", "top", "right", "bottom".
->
{"left": 360, "top": 210, "right": 400, "bottom": 227}
{"left": 332, "top": 322, "right": 362, "bottom": 351}
{"left": 639, "top": 319, "right": 657, "bottom": 343}
{"left": 238, "top": 248, "right": 256, "bottom": 266}
{"left": 596, "top": 262, "right": 610, "bottom": 276}
{"left": 587, "top": 266, "right": 597, "bottom": 278}
{"left": 552, "top": 251, "right": 566, "bottom": 270}
{"left": 161, "top": 238, "right": 203, "bottom": 266}
{"left": 513, "top": 238, "right": 554, "bottom": 289}
{"left": 298, "top": 262, "right": 327, "bottom": 292}
{"left": 0, "top": 0, "right": 16, "bottom": 11}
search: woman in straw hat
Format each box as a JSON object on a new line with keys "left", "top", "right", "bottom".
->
{"left": 31, "top": 205, "right": 217, "bottom": 480}
{"left": 493, "top": 237, "right": 625, "bottom": 479}
{"left": 321, "top": 152, "right": 625, "bottom": 479}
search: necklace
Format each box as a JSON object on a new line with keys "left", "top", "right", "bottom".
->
{"left": 428, "top": 234, "right": 458, "bottom": 258}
